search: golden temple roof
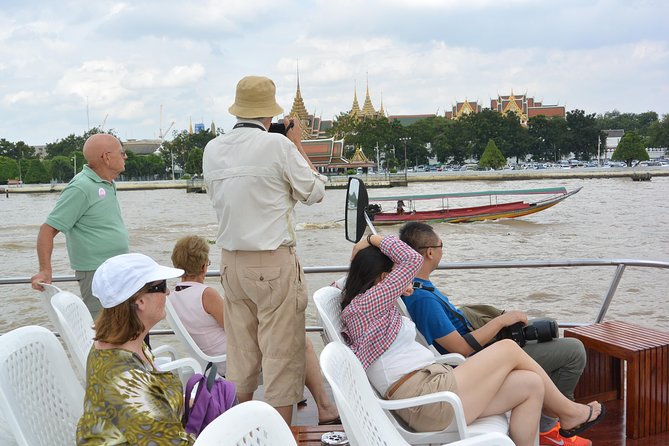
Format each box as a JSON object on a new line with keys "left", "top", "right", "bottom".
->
{"left": 361, "top": 78, "right": 377, "bottom": 117}
{"left": 350, "top": 146, "right": 371, "bottom": 163}
{"left": 289, "top": 65, "right": 311, "bottom": 139}
{"left": 350, "top": 81, "right": 361, "bottom": 117}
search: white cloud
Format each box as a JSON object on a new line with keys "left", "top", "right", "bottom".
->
{"left": 164, "top": 64, "right": 205, "bottom": 87}
{"left": 56, "top": 60, "right": 131, "bottom": 105}
{"left": 2, "top": 90, "right": 48, "bottom": 106}
{"left": 0, "top": 0, "right": 667, "bottom": 145}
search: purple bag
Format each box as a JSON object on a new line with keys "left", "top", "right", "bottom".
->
{"left": 183, "top": 362, "right": 237, "bottom": 435}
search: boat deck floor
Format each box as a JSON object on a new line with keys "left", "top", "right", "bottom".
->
{"left": 285, "top": 388, "right": 669, "bottom": 445}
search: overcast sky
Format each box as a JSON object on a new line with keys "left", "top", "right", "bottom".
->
{"left": 1, "top": 0, "right": 667, "bottom": 146}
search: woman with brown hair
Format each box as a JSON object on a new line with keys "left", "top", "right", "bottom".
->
{"left": 341, "top": 234, "right": 604, "bottom": 446}
{"left": 76, "top": 253, "right": 195, "bottom": 445}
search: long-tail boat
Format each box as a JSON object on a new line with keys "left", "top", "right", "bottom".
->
{"left": 365, "top": 186, "right": 582, "bottom": 224}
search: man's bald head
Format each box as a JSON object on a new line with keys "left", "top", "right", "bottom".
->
{"left": 83, "top": 134, "right": 121, "bottom": 163}
{"left": 83, "top": 134, "right": 126, "bottom": 181}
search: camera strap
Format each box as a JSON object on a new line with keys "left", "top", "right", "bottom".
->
{"left": 233, "top": 122, "right": 266, "bottom": 131}
{"left": 412, "top": 282, "right": 484, "bottom": 352}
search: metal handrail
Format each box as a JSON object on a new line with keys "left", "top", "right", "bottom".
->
{"left": 3, "top": 258, "right": 668, "bottom": 333}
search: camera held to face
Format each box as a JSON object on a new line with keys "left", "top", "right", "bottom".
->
{"left": 268, "top": 120, "right": 295, "bottom": 135}
{"left": 497, "top": 318, "right": 559, "bottom": 348}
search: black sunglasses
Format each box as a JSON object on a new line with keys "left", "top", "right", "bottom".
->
{"left": 416, "top": 242, "right": 443, "bottom": 250}
{"left": 146, "top": 280, "right": 167, "bottom": 294}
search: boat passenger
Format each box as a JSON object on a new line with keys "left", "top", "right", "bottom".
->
{"left": 396, "top": 199, "right": 405, "bottom": 215}
{"left": 202, "top": 75, "right": 326, "bottom": 424}
{"left": 169, "top": 235, "right": 340, "bottom": 425}
{"left": 341, "top": 234, "right": 604, "bottom": 446}
{"left": 76, "top": 253, "right": 195, "bottom": 445}
{"left": 31, "top": 133, "right": 129, "bottom": 318}
{"left": 399, "top": 222, "right": 590, "bottom": 446}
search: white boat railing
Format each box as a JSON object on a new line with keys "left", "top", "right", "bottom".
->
{"left": 2, "top": 258, "right": 668, "bottom": 336}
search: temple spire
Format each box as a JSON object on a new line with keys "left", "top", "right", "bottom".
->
{"left": 289, "top": 60, "right": 310, "bottom": 139}
{"left": 379, "top": 91, "right": 386, "bottom": 117}
{"left": 361, "top": 74, "right": 376, "bottom": 117}
{"left": 350, "top": 81, "right": 361, "bottom": 117}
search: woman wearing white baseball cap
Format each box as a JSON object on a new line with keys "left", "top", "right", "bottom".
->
{"left": 76, "top": 253, "right": 196, "bottom": 445}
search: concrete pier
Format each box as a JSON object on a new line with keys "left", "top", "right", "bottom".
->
{"left": 2, "top": 167, "right": 667, "bottom": 194}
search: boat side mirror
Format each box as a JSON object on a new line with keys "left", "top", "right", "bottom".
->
{"left": 345, "top": 177, "right": 370, "bottom": 243}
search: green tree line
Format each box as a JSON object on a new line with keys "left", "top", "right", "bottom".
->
{"left": 1, "top": 109, "right": 668, "bottom": 184}
{"left": 0, "top": 127, "right": 219, "bottom": 185}
{"left": 326, "top": 109, "right": 669, "bottom": 170}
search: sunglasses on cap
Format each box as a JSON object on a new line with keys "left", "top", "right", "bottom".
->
{"left": 146, "top": 280, "right": 167, "bottom": 294}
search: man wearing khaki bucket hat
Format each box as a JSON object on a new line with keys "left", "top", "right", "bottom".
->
{"left": 203, "top": 75, "right": 326, "bottom": 424}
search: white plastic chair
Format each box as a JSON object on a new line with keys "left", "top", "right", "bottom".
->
{"left": 313, "top": 286, "right": 508, "bottom": 445}
{"left": 165, "top": 299, "right": 227, "bottom": 373}
{"left": 49, "top": 289, "right": 96, "bottom": 378}
{"left": 193, "top": 400, "right": 296, "bottom": 445}
{"left": 320, "top": 342, "right": 513, "bottom": 446}
{"left": 0, "top": 325, "right": 84, "bottom": 446}
{"left": 47, "top": 288, "right": 201, "bottom": 382}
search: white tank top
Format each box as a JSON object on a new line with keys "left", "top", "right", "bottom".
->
{"left": 169, "top": 281, "right": 227, "bottom": 373}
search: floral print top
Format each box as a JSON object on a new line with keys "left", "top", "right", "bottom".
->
{"left": 76, "top": 345, "right": 195, "bottom": 445}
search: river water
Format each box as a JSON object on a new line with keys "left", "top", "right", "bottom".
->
{"left": 1, "top": 176, "right": 668, "bottom": 335}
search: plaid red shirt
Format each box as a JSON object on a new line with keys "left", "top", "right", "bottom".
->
{"left": 341, "top": 235, "right": 423, "bottom": 369}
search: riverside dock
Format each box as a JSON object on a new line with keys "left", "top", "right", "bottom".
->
{"left": 2, "top": 167, "right": 668, "bottom": 194}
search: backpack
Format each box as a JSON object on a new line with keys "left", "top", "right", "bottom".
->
{"left": 183, "top": 362, "right": 237, "bottom": 435}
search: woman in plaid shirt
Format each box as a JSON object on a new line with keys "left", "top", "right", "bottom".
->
{"left": 340, "top": 234, "right": 604, "bottom": 446}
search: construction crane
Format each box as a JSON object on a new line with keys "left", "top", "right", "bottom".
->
{"left": 158, "top": 105, "right": 177, "bottom": 180}
{"left": 159, "top": 105, "right": 175, "bottom": 141}
{"left": 98, "top": 114, "right": 108, "bottom": 131}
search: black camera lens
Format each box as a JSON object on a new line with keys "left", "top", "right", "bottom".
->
{"left": 523, "top": 319, "right": 558, "bottom": 343}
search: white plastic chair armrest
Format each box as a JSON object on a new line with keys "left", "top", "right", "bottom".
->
{"left": 377, "top": 390, "right": 469, "bottom": 439}
{"left": 158, "top": 357, "right": 203, "bottom": 375}
{"left": 153, "top": 344, "right": 178, "bottom": 361}
{"left": 377, "top": 389, "right": 463, "bottom": 411}
{"left": 434, "top": 352, "right": 466, "bottom": 365}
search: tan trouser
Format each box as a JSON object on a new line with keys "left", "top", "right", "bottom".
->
{"left": 220, "top": 246, "right": 307, "bottom": 407}
{"left": 386, "top": 363, "right": 458, "bottom": 432}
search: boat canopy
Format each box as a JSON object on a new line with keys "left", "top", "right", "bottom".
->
{"left": 369, "top": 186, "right": 568, "bottom": 202}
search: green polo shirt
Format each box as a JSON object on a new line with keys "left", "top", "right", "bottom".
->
{"left": 46, "top": 165, "right": 129, "bottom": 271}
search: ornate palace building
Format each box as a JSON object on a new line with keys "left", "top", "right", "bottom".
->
{"left": 445, "top": 99, "right": 483, "bottom": 120}
{"left": 287, "top": 75, "right": 565, "bottom": 170}
{"left": 349, "top": 80, "right": 386, "bottom": 119}
{"left": 288, "top": 73, "right": 374, "bottom": 172}
{"left": 490, "top": 92, "right": 565, "bottom": 125}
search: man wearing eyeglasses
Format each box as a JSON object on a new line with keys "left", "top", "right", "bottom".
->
{"left": 399, "top": 221, "right": 591, "bottom": 446}
{"left": 31, "top": 133, "right": 130, "bottom": 318}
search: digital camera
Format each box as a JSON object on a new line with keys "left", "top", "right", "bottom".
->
{"left": 268, "top": 120, "right": 295, "bottom": 135}
{"left": 497, "top": 318, "right": 559, "bottom": 347}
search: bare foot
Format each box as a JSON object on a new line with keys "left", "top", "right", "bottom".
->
{"left": 560, "top": 401, "right": 602, "bottom": 433}
{"left": 317, "top": 402, "right": 340, "bottom": 424}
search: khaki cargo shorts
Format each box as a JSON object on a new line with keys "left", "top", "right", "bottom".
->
{"left": 387, "top": 363, "right": 458, "bottom": 432}
{"left": 220, "top": 246, "right": 307, "bottom": 407}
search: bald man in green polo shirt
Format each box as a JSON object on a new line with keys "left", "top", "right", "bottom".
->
{"left": 31, "top": 134, "right": 130, "bottom": 317}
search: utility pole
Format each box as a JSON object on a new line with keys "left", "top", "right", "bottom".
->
{"left": 400, "top": 137, "right": 411, "bottom": 181}
{"left": 375, "top": 142, "right": 380, "bottom": 172}
{"left": 597, "top": 135, "right": 601, "bottom": 167}
{"left": 72, "top": 154, "right": 77, "bottom": 177}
